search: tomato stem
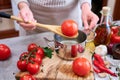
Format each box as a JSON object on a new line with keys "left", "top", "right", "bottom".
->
{"left": 27, "top": 49, "right": 37, "bottom": 63}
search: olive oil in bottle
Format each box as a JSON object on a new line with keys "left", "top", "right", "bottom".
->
{"left": 94, "top": 6, "right": 112, "bottom": 46}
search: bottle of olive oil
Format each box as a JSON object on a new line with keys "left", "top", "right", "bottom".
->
{"left": 94, "top": 6, "right": 112, "bottom": 46}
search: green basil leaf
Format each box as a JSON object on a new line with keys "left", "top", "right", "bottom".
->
{"left": 43, "top": 47, "right": 53, "bottom": 58}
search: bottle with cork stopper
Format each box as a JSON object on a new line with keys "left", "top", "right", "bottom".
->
{"left": 94, "top": 6, "right": 112, "bottom": 46}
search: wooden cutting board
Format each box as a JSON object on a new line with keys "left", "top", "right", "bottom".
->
{"left": 15, "top": 40, "right": 95, "bottom": 80}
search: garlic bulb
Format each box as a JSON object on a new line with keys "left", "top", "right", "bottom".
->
{"left": 95, "top": 45, "right": 107, "bottom": 56}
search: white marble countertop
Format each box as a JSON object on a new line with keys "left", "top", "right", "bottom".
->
{"left": 0, "top": 32, "right": 54, "bottom": 80}
{"left": 0, "top": 31, "right": 120, "bottom": 80}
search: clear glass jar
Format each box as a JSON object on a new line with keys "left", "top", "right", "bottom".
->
{"left": 94, "top": 6, "right": 112, "bottom": 46}
{"left": 86, "top": 31, "right": 96, "bottom": 53}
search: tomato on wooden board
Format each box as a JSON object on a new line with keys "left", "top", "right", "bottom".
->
{"left": 0, "top": 44, "right": 11, "bottom": 60}
{"left": 110, "top": 26, "right": 120, "bottom": 43}
{"left": 35, "top": 47, "right": 45, "bottom": 59}
{"left": 71, "top": 45, "right": 78, "bottom": 57}
{"left": 61, "top": 20, "right": 78, "bottom": 36}
{"left": 20, "top": 74, "right": 36, "bottom": 80}
{"left": 28, "top": 43, "right": 38, "bottom": 52}
{"left": 27, "top": 62, "right": 40, "bottom": 75}
{"left": 19, "top": 52, "right": 29, "bottom": 60}
{"left": 72, "top": 57, "right": 91, "bottom": 76}
{"left": 17, "top": 60, "right": 28, "bottom": 71}
{"left": 30, "top": 53, "right": 42, "bottom": 65}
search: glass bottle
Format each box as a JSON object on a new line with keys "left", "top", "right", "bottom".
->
{"left": 94, "top": 6, "right": 112, "bottom": 46}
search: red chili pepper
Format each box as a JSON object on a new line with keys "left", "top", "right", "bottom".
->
{"left": 93, "top": 67, "right": 101, "bottom": 73}
{"left": 93, "top": 54, "right": 105, "bottom": 67}
{"left": 93, "top": 60, "right": 117, "bottom": 77}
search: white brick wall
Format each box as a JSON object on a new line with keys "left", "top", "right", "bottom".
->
{"left": 107, "top": 0, "right": 116, "bottom": 16}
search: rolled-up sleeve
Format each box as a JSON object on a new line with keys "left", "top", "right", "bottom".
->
{"left": 13, "top": 0, "right": 29, "bottom": 5}
{"left": 79, "top": 0, "right": 91, "bottom": 8}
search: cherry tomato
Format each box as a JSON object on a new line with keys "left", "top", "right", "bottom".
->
{"left": 71, "top": 45, "right": 78, "bottom": 57}
{"left": 35, "top": 47, "right": 45, "bottom": 59}
{"left": 30, "top": 53, "right": 42, "bottom": 65}
{"left": 17, "top": 60, "right": 27, "bottom": 71}
{"left": 72, "top": 57, "right": 91, "bottom": 76}
{"left": 19, "top": 52, "right": 29, "bottom": 60}
{"left": 28, "top": 43, "right": 38, "bottom": 52}
{"left": 20, "top": 74, "right": 36, "bottom": 80}
{"left": 27, "top": 62, "right": 40, "bottom": 75}
{"left": 61, "top": 20, "right": 78, "bottom": 36}
{"left": 0, "top": 44, "right": 11, "bottom": 60}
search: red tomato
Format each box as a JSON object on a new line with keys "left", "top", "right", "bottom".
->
{"left": 19, "top": 52, "right": 29, "bottom": 60}
{"left": 110, "top": 26, "right": 120, "bottom": 43}
{"left": 78, "top": 44, "right": 84, "bottom": 53}
{"left": 17, "top": 60, "right": 28, "bottom": 71}
{"left": 61, "top": 20, "right": 78, "bottom": 36}
{"left": 27, "top": 62, "right": 40, "bottom": 75}
{"left": 30, "top": 53, "right": 42, "bottom": 65}
{"left": 71, "top": 45, "right": 78, "bottom": 57}
{"left": 35, "top": 47, "right": 45, "bottom": 59}
{"left": 28, "top": 43, "right": 38, "bottom": 52}
{"left": 20, "top": 74, "right": 36, "bottom": 80}
{"left": 72, "top": 57, "right": 91, "bottom": 76}
{"left": 0, "top": 44, "right": 11, "bottom": 60}
{"left": 111, "top": 26, "right": 118, "bottom": 33}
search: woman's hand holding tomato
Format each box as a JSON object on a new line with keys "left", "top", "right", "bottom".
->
{"left": 61, "top": 20, "right": 78, "bottom": 37}
{"left": 0, "top": 44, "right": 11, "bottom": 60}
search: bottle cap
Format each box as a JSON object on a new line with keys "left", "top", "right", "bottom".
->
{"left": 102, "top": 6, "right": 111, "bottom": 16}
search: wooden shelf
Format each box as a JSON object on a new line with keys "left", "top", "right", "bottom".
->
{"left": 0, "top": 29, "right": 19, "bottom": 39}
{"left": 0, "top": 0, "right": 11, "bottom": 10}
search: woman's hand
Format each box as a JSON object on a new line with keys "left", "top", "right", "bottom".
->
{"left": 81, "top": 3, "right": 99, "bottom": 30}
{"left": 18, "top": 2, "right": 36, "bottom": 30}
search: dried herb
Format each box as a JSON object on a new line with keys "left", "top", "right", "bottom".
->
{"left": 41, "top": 69, "right": 44, "bottom": 73}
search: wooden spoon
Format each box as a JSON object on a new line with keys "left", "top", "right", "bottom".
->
{"left": 0, "top": 12, "right": 78, "bottom": 38}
